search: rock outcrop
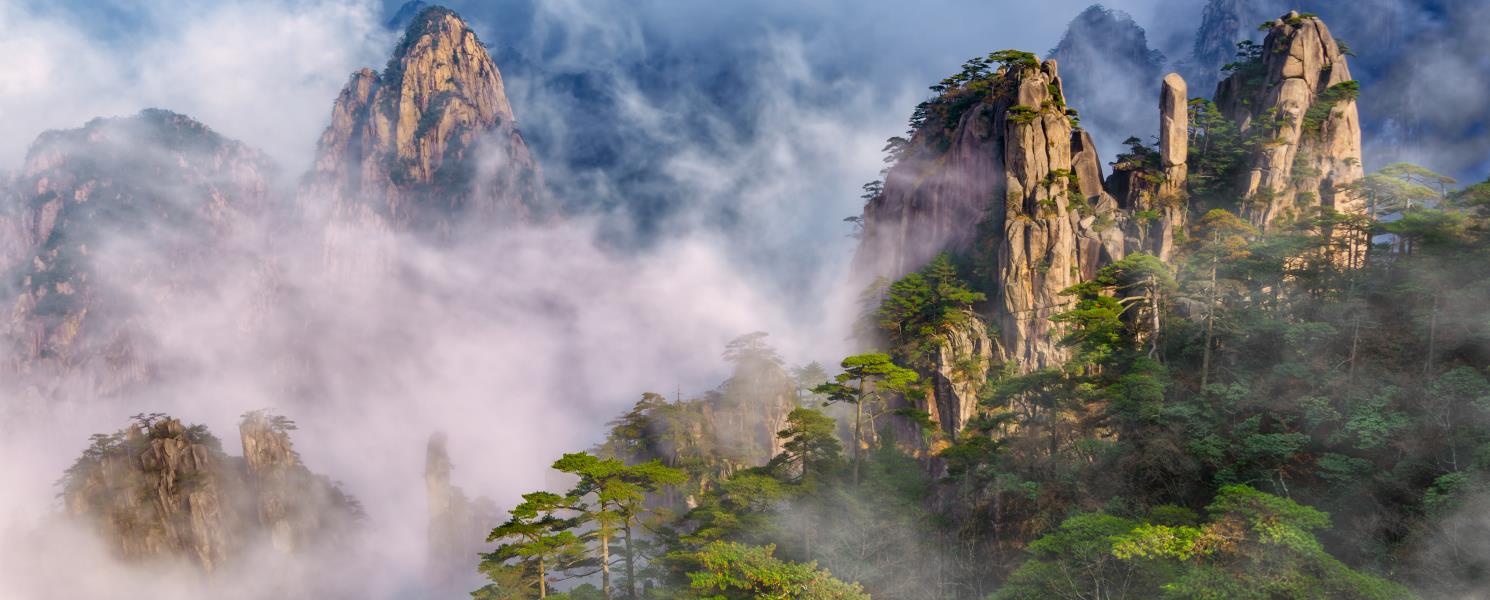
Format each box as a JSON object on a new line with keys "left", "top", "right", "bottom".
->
{"left": 1159, "top": 74, "right": 1191, "bottom": 199}
{"left": 1215, "top": 11, "right": 1364, "bottom": 229}
{"left": 855, "top": 54, "right": 1126, "bottom": 373}
{"left": 303, "top": 5, "right": 543, "bottom": 246}
{"left": 62, "top": 417, "right": 244, "bottom": 572}
{"left": 425, "top": 432, "right": 498, "bottom": 592}
{"left": 1104, "top": 73, "right": 1191, "bottom": 261}
{"left": 239, "top": 411, "right": 360, "bottom": 554}
{"left": 61, "top": 413, "right": 361, "bottom": 572}
{"left": 927, "top": 312, "right": 995, "bottom": 439}
{"left": 0, "top": 110, "right": 275, "bottom": 398}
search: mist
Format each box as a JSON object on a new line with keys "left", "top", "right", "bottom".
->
{"left": 2, "top": 0, "right": 1488, "bottom": 598}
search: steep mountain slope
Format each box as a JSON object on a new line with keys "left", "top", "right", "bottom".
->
{"left": 1, "top": 110, "right": 275, "bottom": 397}
{"left": 303, "top": 6, "right": 544, "bottom": 242}
{"left": 853, "top": 11, "right": 1374, "bottom": 433}
{"left": 1180, "top": 0, "right": 1270, "bottom": 97}
{"left": 854, "top": 54, "right": 1132, "bottom": 379}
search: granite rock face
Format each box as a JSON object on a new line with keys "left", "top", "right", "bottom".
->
{"left": 62, "top": 418, "right": 243, "bottom": 572}
{"left": 0, "top": 110, "right": 275, "bottom": 398}
{"left": 303, "top": 6, "right": 543, "bottom": 247}
{"left": 1105, "top": 73, "right": 1191, "bottom": 262}
{"left": 61, "top": 413, "right": 361, "bottom": 572}
{"left": 239, "top": 411, "right": 361, "bottom": 555}
{"left": 927, "top": 311, "right": 995, "bottom": 439}
{"left": 855, "top": 56, "right": 1127, "bottom": 374}
{"left": 1215, "top": 11, "right": 1364, "bottom": 229}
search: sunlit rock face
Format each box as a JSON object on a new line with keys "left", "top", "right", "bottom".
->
{"left": 853, "top": 57, "right": 1125, "bottom": 373}
{"left": 302, "top": 5, "right": 545, "bottom": 250}
{"left": 0, "top": 110, "right": 275, "bottom": 398}
{"left": 1105, "top": 73, "right": 1191, "bottom": 262}
{"left": 60, "top": 413, "right": 362, "bottom": 573}
{"left": 926, "top": 310, "right": 995, "bottom": 439}
{"left": 1215, "top": 11, "right": 1364, "bottom": 230}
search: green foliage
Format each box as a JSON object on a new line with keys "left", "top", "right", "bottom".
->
{"left": 686, "top": 542, "right": 868, "bottom": 599}
{"left": 995, "top": 513, "right": 1172, "bottom": 600}
{"left": 769, "top": 408, "right": 844, "bottom": 482}
{"left": 1222, "top": 40, "right": 1266, "bottom": 91}
{"left": 1005, "top": 105, "right": 1039, "bottom": 125}
{"left": 874, "top": 253, "right": 985, "bottom": 367}
{"left": 902, "top": 48, "right": 1043, "bottom": 157}
{"left": 553, "top": 452, "right": 687, "bottom": 598}
{"left": 479, "top": 492, "right": 586, "bottom": 598}
{"left": 1002, "top": 487, "right": 1411, "bottom": 600}
{"left": 987, "top": 50, "right": 1039, "bottom": 72}
{"left": 813, "top": 353, "right": 918, "bottom": 483}
{"left": 813, "top": 354, "right": 920, "bottom": 409}
{"left": 1302, "top": 81, "right": 1360, "bottom": 134}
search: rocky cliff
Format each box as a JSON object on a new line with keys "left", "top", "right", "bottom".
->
{"left": 1215, "top": 11, "right": 1364, "bottom": 229}
{"left": 854, "top": 53, "right": 1126, "bottom": 374}
{"left": 1104, "top": 73, "right": 1191, "bottom": 261}
{"left": 854, "top": 12, "right": 1370, "bottom": 440}
{"left": 239, "top": 411, "right": 361, "bottom": 554}
{"left": 0, "top": 110, "right": 275, "bottom": 398}
{"left": 303, "top": 5, "right": 543, "bottom": 244}
{"left": 61, "top": 412, "right": 361, "bottom": 572}
{"left": 925, "top": 312, "right": 995, "bottom": 440}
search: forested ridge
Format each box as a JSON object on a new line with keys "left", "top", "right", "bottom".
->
{"left": 469, "top": 33, "right": 1490, "bottom": 600}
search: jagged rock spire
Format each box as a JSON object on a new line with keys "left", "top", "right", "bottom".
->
{"left": 303, "top": 5, "right": 543, "bottom": 244}
{"left": 1216, "top": 11, "right": 1364, "bottom": 229}
{"left": 1049, "top": 5, "right": 1166, "bottom": 164}
{"left": 425, "top": 432, "right": 498, "bottom": 593}
{"left": 1183, "top": 0, "right": 1260, "bottom": 96}
{"left": 854, "top": 54, "right": 1125, "bottom": 378}
{"left": 1160, "top": 73, "right": 1190, "bottom": 188}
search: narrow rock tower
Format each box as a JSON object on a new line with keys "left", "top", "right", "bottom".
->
{"left": 1106, "top": 73, "right": 1190, "bottom": 262}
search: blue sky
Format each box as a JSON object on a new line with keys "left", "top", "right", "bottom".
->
{"left": 3, "top": 0, "right": 1484, "bottom": 211}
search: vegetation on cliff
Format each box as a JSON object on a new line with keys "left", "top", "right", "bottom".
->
{"left": 457, "top": 14, "right": 1489, "bottom": 599}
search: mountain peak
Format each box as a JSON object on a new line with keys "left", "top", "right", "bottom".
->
{"left": 380, "top": 5, "right": 513, "bottom": 125}
{"left": 303, "top": 4, "right": 542, "bottom": 248}
{"left": 1214, "top": 10, "right": 1363, "bottom": 230}
{"left": 384, "top": 0, "right": 429, "bottom": 31}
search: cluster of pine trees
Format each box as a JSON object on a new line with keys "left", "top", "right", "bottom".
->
{"left": 469, "top": 44, "right": 1490, "bottom": 598}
